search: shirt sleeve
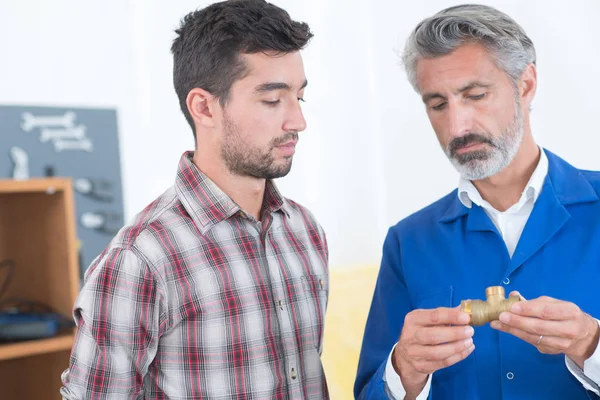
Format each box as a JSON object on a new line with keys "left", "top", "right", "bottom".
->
{"left": 60, "top": 247, "right": 166, "bottom": 399}
{"left": 565, "top": 319, "right": 600, "bottom": 396}
{"left": 384, "top": 343, "right": 432, "bottom": 399}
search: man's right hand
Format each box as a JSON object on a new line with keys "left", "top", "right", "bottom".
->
{"left": 392, "top": 307, "right": 475, "bottom": 399}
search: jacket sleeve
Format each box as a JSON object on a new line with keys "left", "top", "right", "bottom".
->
{"left": 354, "top": 227, "right": 425, "bottom": 399}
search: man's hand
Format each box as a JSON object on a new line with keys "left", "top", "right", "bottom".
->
{"left": 491, "top": 292, "right": 600, "bottom": 369}
{"left": 393, "top": 307, "right": 474, "bottom": 399}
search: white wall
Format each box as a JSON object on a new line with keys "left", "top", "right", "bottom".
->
{"left": 1, "top": 0, "right": 599, "bottom": 269}
{"left": 0, "top": 0, "right": 138, "bottom": 210}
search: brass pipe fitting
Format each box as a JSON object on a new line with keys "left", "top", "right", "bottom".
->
{"left": 460, "top": 286, "right": 523, "bottom": 326}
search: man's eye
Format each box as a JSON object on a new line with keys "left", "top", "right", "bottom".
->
{"left": 432, "top": 102, "right": 447, "bottom": 111}
{"left": 468, "top": 93, "right": 486, "bottom": 101}
{"left": 262, "top": 100, "right": 280, "bottom": 106}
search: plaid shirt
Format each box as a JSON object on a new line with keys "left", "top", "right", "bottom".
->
{"left": 61, "top": 152, "right": 329, "bottom": 400}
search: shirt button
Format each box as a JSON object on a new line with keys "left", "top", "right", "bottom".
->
{"left": 507, "top": 372, "right": 514, "bottom": 380}
{"left": 502, "top": 277, "right": 510, "bottom": 285}
{"left": 291, "top": 367, "right": 297, "bottom": 379}
{"left": 278, "top": 300, "right": 283, "bottom": 310}
{"left": 319, "top": 279, "right": 324, "bottom": 289}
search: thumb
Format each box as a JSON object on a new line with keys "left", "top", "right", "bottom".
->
{"left": 509, "top": 290, "right": 526, "bottom": 301}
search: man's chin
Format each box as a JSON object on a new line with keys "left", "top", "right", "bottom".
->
{"left": 459, "top": 162, "right": 510, "bottom": 181}
{"left": 251, "top": 161, "right": 293, "bottom": 180}
{"left": 269, "top": 163, "right": 293, "bottom": 179}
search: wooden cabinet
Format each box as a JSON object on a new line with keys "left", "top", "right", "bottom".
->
{"left": 0, "top": 178, "right": 80, "bottom": 399}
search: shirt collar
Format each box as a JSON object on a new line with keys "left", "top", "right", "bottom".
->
{"left": 174, "top": 151, "right": 289, "bottom": 233}
{"left": 458, "top": 146, "right": 549, "bottom": 210}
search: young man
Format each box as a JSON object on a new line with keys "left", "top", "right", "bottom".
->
{"left": 61, "top": 1, "right": 329, "bottom": 398}
{"left": 355, "top": 5, "right": 600, "bottom": 400}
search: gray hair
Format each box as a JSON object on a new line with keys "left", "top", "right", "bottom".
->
{"left": 402, "top": 4, "right": 536, "bottom": 92}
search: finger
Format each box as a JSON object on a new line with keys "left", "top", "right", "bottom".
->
{"left": 430, "top": 343, "right": 475, "bottom": 371}
{"left": 490, "top": 320, "right": 539, "bottom": 344}
{"left": 411, "top": 307, "right": 471, "bottom": 327}
{"left": 509, "top": 291, "right": 526, "bottom": 300}
{"left": 490, "top": 321, "right": 570, "bottom": 353}
{"left": 535, "top": 336, "right": 572, "bottom": 354}
{"left": 498, "top": 312, "right": 579, "bottom": 338}
{"left": 418, "top": 338, "right": 475, "bottom": 361}
{"left": 509, "top": 299, "right": 579, "bottom": 321}
{"left": 414, "top": 325, "right": 474, "bottom": 345}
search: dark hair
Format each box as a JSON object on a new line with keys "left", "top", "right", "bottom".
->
{"left": 171, "top": 0, "right": 313, "bottom": 138}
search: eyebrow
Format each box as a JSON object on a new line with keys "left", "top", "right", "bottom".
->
{"left": 254, "top": 79, "right": 308, "bottom": 93}
{"left": 421, "top": 82, "right": 493, "bottom": 103}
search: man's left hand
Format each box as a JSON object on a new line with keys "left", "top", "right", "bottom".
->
{"left": 490, "top": 292, "right": 600, "bottom": 369}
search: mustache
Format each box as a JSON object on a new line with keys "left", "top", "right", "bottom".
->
{"left": 449, "top": 133, "right": 494, "bottom": 156}
{"left": 272, "top": 132, "right": 298, "bottom": 147}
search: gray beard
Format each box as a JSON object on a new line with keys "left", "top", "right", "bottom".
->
{"left": 445, "top": 105, "right": 524, "bottom": 181}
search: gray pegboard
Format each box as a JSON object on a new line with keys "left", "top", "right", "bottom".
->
{"left": 0, "top": 105, "right": 125, "bottom": 278}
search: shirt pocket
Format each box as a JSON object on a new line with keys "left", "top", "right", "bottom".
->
{"left": 301, "top": 273, "right": 328, "bottom": 353}
{"left": 414, "top": 286, "right": 454, "bottom": 309}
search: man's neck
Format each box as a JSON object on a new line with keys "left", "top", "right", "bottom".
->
{"left": 193, "top": 152, "right": 266, "bottom": 221}
{"left": 472, "top": 134, "right": 540, "bottom": 212}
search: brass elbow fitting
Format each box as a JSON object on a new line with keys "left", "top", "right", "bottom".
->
{"left": 460, "top": 286, "right": 523, "bottom": 326}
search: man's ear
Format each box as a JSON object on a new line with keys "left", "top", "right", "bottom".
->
{"left": 519, "top": 63, "right": 537, "bottom": 110}
{"left": 186, "top": 88, "right": 218, "bottom": 128}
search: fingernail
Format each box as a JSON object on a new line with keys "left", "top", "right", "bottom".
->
{"left": 465, "top": 326, "right": 474, "bottom": 336}
{"left": 464, "top": 338, "right": 473, "bottom": 347}
{"left": 459, "top": 312, "right": 470, "bottom": 324}
{"left": 490, "top": 321, "right": 500, "bottom": 329}
{"left": 499, "top": 312, "right": 510, "bottom": 323}
{"left": 511, "top": 304, "right": 522, "bottom": 313}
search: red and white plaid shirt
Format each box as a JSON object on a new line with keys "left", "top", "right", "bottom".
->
{"left": 61, "top": 152, "right": 329, "bottom": 399}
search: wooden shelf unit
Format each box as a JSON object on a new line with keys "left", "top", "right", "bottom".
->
{"left": 0, "top": 334, "right": 76, "bottom": 362}
{"left": 0, "top": 178, "right": 80, "bottom": 399}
